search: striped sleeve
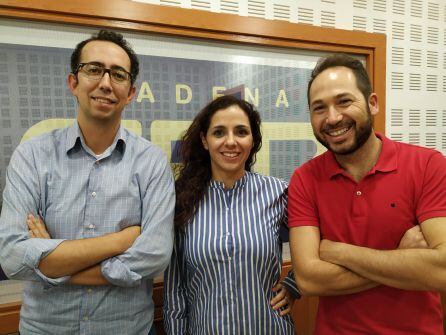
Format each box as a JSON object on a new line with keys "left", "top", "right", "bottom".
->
{"left": 163, "top": 231, "right": 189, "bottom": 334}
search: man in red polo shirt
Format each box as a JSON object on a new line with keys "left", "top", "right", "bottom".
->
{"left": 288, "top": 54, "right": 446, "bottom": 334}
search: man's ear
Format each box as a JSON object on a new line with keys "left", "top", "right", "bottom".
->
{"left": 200, "top": 132, "right": 208, "bottom": 150}
{"left": 125, "top": 85, "right": 137, "bottom": 105}
{"left": 368, "top": 93, "right": 379, "bottom": 116}
{"left": 67, "top": 73, "right": 78, "bottom": 95}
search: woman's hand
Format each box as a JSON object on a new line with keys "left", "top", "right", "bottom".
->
{"left": 27, "top": 214, "right": 51, "bottom": 239}
{"left": 270, "top": 282, "right": 295, "bottom": 316}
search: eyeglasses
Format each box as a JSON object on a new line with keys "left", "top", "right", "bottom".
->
{"left": 75, "top": 62, "right": 132, "bottom": 84}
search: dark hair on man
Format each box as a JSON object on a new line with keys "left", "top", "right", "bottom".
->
{"left": 70, "top": 30, "right": 139, "bottom": 85}
{"left": 307, "top": 54, "right": 372, "bottom": 107}
{"left": 174, "top": 95, "right": 262, "bottom": 229}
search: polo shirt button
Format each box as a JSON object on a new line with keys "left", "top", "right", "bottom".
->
{"left": 356, "top": 191, "right": 362, "bottom": 196}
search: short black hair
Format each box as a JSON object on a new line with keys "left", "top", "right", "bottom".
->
{"left": 70, "top": 30, "right": 139, "bottom": 85}
{"left": 307, "top": 54, "right": 372, "bottom": 106}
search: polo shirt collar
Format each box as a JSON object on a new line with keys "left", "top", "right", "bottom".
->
{"left": 66, "top": 121, "right": 127, "bottom": 156}
{"left": 326, "top": 132, "right": 397, "bottom": 179}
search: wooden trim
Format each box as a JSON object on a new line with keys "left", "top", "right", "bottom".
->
{"left": 0, "top": 0, "right": 386, "bottom": 133}
{"left": 0, "top": 301, "right": 20, "bottom": 334}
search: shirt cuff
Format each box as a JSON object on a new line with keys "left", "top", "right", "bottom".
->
{"left": 281, "top": 270, "right": 301, "bottom": 299}
{"left": 23, "top": 238, "right": 69, "bottom": 287}
{"left": 101, "top": 257, "right": 142, "bottom": 287}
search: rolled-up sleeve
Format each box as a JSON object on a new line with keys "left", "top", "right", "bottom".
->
{"left": 101, "top": 151, "right": 175, "bottom": 287}
{"left": 163, "top": 232, "right": 188, "bottom": 334}
{"left": 0, "top": 144, "right": 67, "bottom": 286}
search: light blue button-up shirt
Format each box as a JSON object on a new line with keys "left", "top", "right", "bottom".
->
{"left": 0, "top": 122, "right": 175, "bottom": 334}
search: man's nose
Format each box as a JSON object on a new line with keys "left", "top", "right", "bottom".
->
{"left": 98, "top": 71, "right": 113, "bottom": 91}
{"left": 326, "top": 106, "right": 343, "bottom": 125}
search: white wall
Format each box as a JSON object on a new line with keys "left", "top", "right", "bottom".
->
{"left": 135, "top": 0, "right": 446, "bottom": 155}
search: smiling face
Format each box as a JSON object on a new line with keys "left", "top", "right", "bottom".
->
{"left": 68, "top": 40, "right": 136, "bottom": 127}
{"left": 309, "top": 66, "right": 378, "bottom": 155}
{"left": 201, "top": 105, "right": 254, "bottom": 183}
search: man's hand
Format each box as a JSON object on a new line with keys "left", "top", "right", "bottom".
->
{"left": 270, "top": 282, "right": 295, "bottom": 316}
{"left": 398, "top": 225, "right": 428, "bottom": 249}
{"left": 27, "top": 214, "right": 51, "bottom": 239}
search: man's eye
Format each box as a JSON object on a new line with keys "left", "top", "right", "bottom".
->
{"left": 311, "top": 106, "right": 324, "bottom": 113}
{"left": 112, "top": 70, "right": 127, "bottom": 81}
{"left": 339, "top": 99, "right": 352, "bottom": 106}
{"left": 86, "top": 66, "right": 103, "bottom": 75}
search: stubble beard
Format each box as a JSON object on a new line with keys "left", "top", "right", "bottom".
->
{"left": 314, "top": 107, "right": 373, "bottom": 156}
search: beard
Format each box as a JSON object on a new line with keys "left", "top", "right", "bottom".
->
{"left": 314, "top": 107, "right": 373, "bottom": 155}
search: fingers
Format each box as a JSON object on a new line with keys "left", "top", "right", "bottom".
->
{"left": 27, "top": 214, "right": 51, "bottom": 239}
{"left": 271, "top": 282, "right": 281, "bottom": 292}
{"left": 279, "top": 304, "right": 292, "bottom": 316}
{"left": 270, "top": 283, "right": 284, "bottom": 305}
{"left": 271, "top": 286, "right": 292, "bottom": 313}
{"left": 272, "top": 295, "right": 289, "bottom": 310}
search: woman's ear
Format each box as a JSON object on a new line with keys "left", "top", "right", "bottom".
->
{"left": 200, "top": 132, "right": 209, "bottom": 150}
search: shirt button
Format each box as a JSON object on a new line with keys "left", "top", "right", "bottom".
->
{"left": 88, "top": 224, "right": 95, "bottom": 229}
{"left": 87, "top": 289, "right": 92, "bottom": 293}
{"left": 91, "top": 192, "right": 97, "bottom": 197}
{"left": 226, "top": 232, "right": 231, "bottom": 236}
{"left": 95, "top": 161, "right": 100, "bottom": 165}
{"left": 356, "top": 191, "right": 362, "bottom": 196}
{"left": 226, "top": 208, "right": 229, "bottom": 211}
{"left": 228, "top": 257, "right": 232, "bottom": 261}
{"left": 83, "top": 316, "right": 89, "bottom": 321}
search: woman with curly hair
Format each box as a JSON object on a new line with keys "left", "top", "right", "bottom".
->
{"left": 163, "top": 95, "right": 298, "bottom": 335}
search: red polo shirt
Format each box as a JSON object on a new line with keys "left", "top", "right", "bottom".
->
{"left": 289, "top": 133, "right": 446, "bottom": 334}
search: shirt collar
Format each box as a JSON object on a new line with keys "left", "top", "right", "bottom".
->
{"left": 326, "top": 132, "right": 397, "bottom": 179}
{"left": 66, "top": 121, "right": 127, "bottom": 156}
{"left": 210, "top": 171, "right": 249, "bottom": 190}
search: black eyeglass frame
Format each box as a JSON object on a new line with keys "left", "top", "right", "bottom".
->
{"left": 75, "top": 62, "right": 133, "bottom": 84}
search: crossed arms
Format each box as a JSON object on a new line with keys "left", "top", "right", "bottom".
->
{"left": 0, "top": 142, "right": 175, "bottom": 287}
{"left": 290, "top": 220, "right": 446, "bottom": 296}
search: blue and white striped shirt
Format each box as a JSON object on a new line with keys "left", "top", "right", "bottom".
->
{"left": 164, "top": 171, "right": 295, "bottom": 335}
{"left": 0, "top": 122, "right": 175, "bottom": 335}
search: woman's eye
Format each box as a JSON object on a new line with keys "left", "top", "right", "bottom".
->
{"left": 213, "top": 130, "right": 224, "bottom": 137}
{"left": 236, "top": 128, "right": 250, "bottom": 136}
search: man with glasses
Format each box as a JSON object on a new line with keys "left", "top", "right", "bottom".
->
{"left": 0, "top": 30, "right": 174, "bottom": 334}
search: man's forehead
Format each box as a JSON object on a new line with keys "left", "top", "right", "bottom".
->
{"left": 317, "top": 66, "right": 355, "bottom": 81}
{"left": 310, "top": 67, "right": 358, "bottom": 95}
{"left": 80, "top": 40, "right": 130, "bottom": 67}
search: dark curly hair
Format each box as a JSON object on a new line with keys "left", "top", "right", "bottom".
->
{"left": 70, "top": 30, "right": 139, "bottom": 85}
{"left": 307, "top": 53, "right": 372, "bottom": 106}
{"left": 174, "top": 95, "right": 262, "bottom": 229}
